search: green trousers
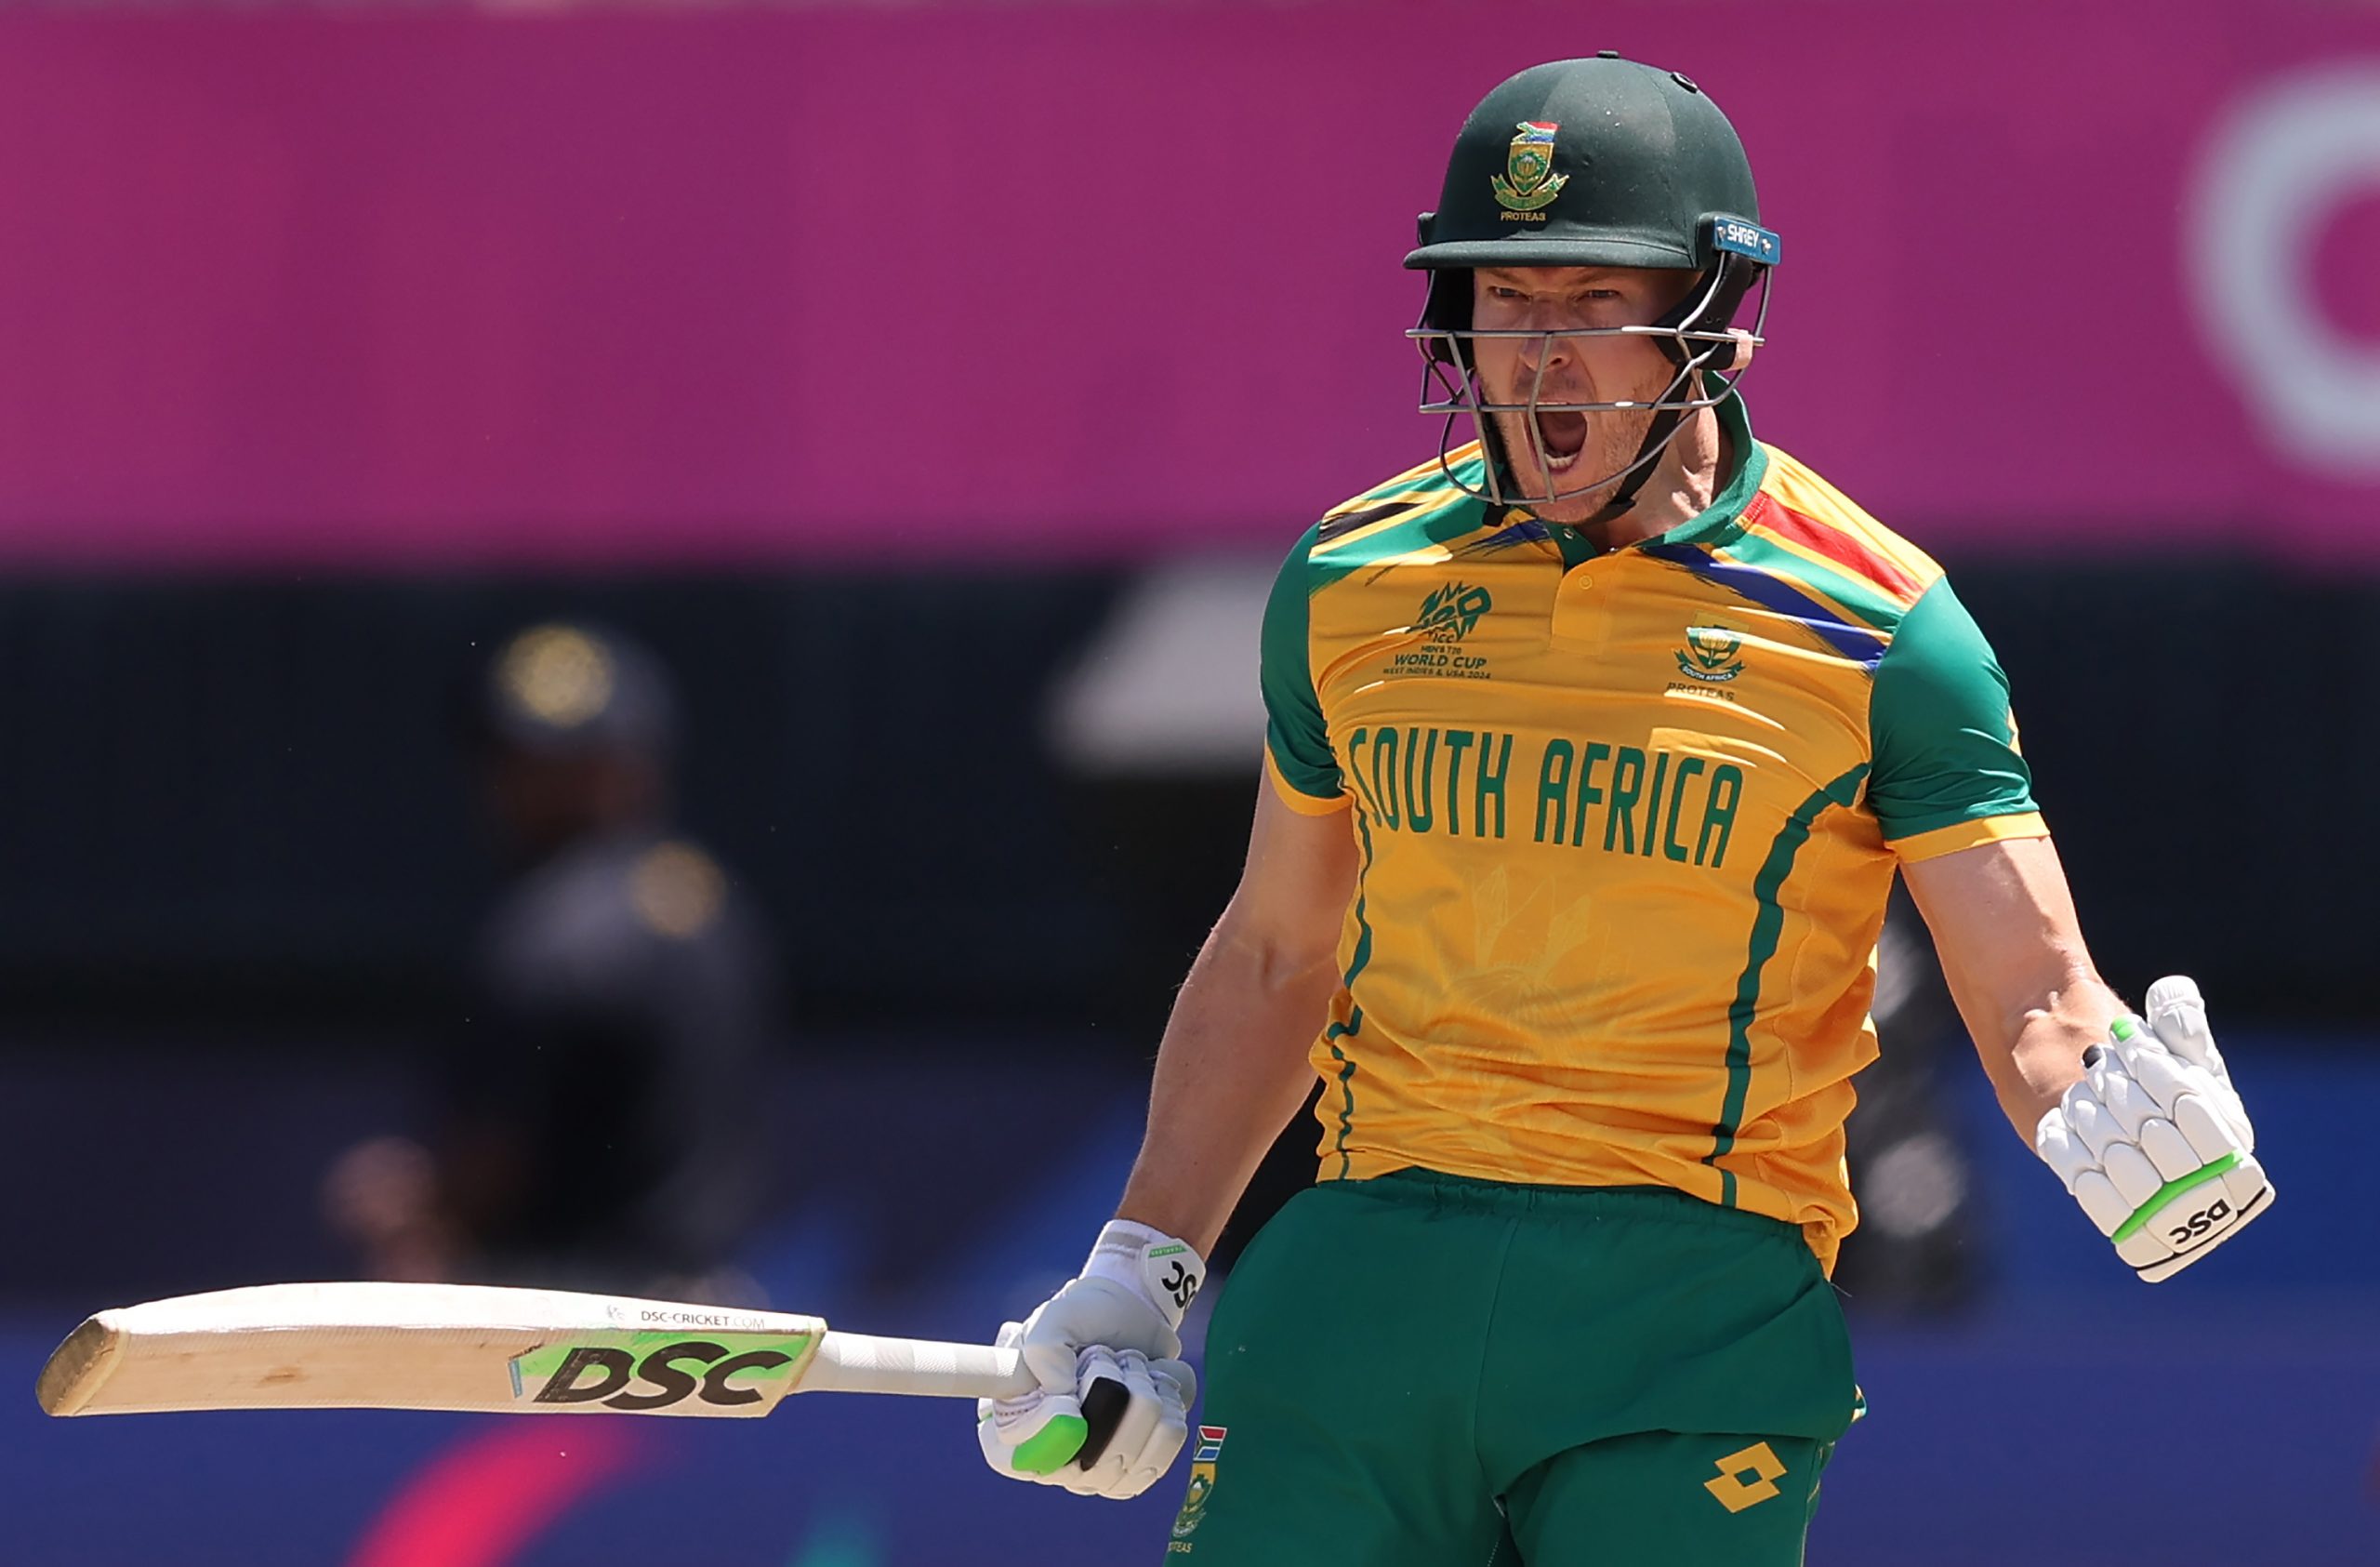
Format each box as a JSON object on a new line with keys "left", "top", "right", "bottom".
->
{"left": 1165, "top": 1173, "right": 1857, "bottom": 1565}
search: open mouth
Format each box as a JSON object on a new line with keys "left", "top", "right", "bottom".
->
{"left": 1532, "top": 410, "right": 1589, "bottom": 473}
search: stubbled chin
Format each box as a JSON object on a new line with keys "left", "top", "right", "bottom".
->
{"left": 1489, "top": 413, "right": 1621, "bottom": 507}
{"left": 1485, "top": 405, "right": 1656, "bottom": 510}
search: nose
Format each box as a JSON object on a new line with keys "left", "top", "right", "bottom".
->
{"left": 1515, "top": 338, "right": 1568, "bottom": 380}
{"left": 1512, "top": 302, "right": 1580, "bottom": 378}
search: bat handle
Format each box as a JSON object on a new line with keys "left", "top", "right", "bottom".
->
{"left": 806, "top": 1338, "right": 1130, "bottom": 1477}
{"left": 1073, "top": 1374, "right": 1130, "bottom": 1470}
{"left": 806, "top": 1332, "right": 1034, "bottom": 1400}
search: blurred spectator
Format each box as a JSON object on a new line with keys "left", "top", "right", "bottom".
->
{"left": 323, "top": 622, "right": 779, "bottom": 1302}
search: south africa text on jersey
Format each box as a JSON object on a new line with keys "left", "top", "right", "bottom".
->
{"left": 1344, "top": 725, "right": 1746, "bottom": 869}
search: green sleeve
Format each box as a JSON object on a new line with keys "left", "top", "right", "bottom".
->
{"left": 1867, "top": 578, "right": 2037, "bottom": 842}
{"left": 1260, "top": 523, "right": 1342, "bottom": 803}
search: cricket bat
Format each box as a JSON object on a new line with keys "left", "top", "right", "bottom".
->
{"left": 36, "top": 1281, "right": 1038, "bottom": 1419}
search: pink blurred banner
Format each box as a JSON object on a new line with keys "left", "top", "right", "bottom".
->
{"left": 0, "top": 1, "right": 2375, "bottom": 567}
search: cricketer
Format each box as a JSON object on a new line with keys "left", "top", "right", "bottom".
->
{"left": 975, "top": 56, "right": 2273, "bottom": 1564}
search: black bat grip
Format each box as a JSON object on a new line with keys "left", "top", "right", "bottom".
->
{"left": 1073, "top": 1375, "right": 1130, "bottom": 1470}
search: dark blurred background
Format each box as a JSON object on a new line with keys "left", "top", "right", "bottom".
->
{"left": 1, "top": 2, "right": 2376, "bottom": 1563}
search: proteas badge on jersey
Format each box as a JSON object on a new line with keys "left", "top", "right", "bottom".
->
{"left": 1492, "top": 121, "right": 1568, "bottom": 218}
{"left": 1674, "top": 626, "right": 1747, "bottom": 684}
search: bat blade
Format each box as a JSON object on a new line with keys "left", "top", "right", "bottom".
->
{"left": 37, "top": 1282, "right": 1028, "bottom": 1418}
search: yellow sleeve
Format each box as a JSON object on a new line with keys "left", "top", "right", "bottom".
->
{"left": 1265, "top": 750, "right": 1351, "bottom": 816}
{"left": 1888, "top": 810, "right": 2050, "bottom": 864}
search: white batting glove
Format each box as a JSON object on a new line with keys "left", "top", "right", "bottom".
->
{"left": 2034, "top": 976, "right": 2273, "bottom": 1281}
{"left": 976, "top": 1220, "right": 1204, "bottom": 1498}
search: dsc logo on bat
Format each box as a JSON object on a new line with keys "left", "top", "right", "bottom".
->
{"left": 509, "top": 1334, "right": 813, "bottom": 1414}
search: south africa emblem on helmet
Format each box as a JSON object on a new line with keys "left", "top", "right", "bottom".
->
{"left": 1492, "top": 121, "right": 1569, "bottom": 217}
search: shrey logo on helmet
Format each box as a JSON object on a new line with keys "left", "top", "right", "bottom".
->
{"left": 1491, "top": 121, "right": 1569, "bottom": 219}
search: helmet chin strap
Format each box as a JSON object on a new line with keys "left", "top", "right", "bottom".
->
{"left": 1580, "top": 404, "right": 1686, "bottom": 526}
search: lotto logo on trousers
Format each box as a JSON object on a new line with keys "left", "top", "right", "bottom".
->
{"left": 1703, "top": 1441, "right": 1788, "bottom": 1513}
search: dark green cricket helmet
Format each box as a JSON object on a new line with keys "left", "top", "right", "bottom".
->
{"left": 1405, "top": 56, "right": 1780, "bottom": 511}
{"left": 1408, "top": 54, "right": 1771, "bottom": 277}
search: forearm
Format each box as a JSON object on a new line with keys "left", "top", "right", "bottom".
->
{"left": 1905, "top": 836, "right": 2133, "bottom": 1141}
{"left": 1116, "top": 916, "right": 1340, "bottom": 1255}
{"left": 1953, "top": 963, "right": 2125, "bottom": 1138}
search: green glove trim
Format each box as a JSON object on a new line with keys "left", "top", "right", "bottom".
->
{"left": 1010, "top": 1414, "right": 1090, "bottom": 1476}
{"left": 2111, "top": 1151, "right": 2241, "bottom": 1242}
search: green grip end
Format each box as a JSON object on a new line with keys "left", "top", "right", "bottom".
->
{"left": 1010, "top": 1414, "right": 1089, "bottom": 1476}
{"left": 2110, "top": 1017, "right": 2138, "bottom": 1043}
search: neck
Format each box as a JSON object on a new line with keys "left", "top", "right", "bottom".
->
{"left": 1530, "top": 404, "right": 1728, "bottom": 551}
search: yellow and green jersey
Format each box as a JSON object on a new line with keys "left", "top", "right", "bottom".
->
{"left": 1262, "top": 392, "right": 2045, "bottom": 1269}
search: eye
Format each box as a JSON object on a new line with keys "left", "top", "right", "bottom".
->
{"left": 1488, "top": 286, "right": 1526, "bottom": 300}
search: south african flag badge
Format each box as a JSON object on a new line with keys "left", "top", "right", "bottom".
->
{"left": 1171, "top": 1426, "right": 1231, "bottom": 1543}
